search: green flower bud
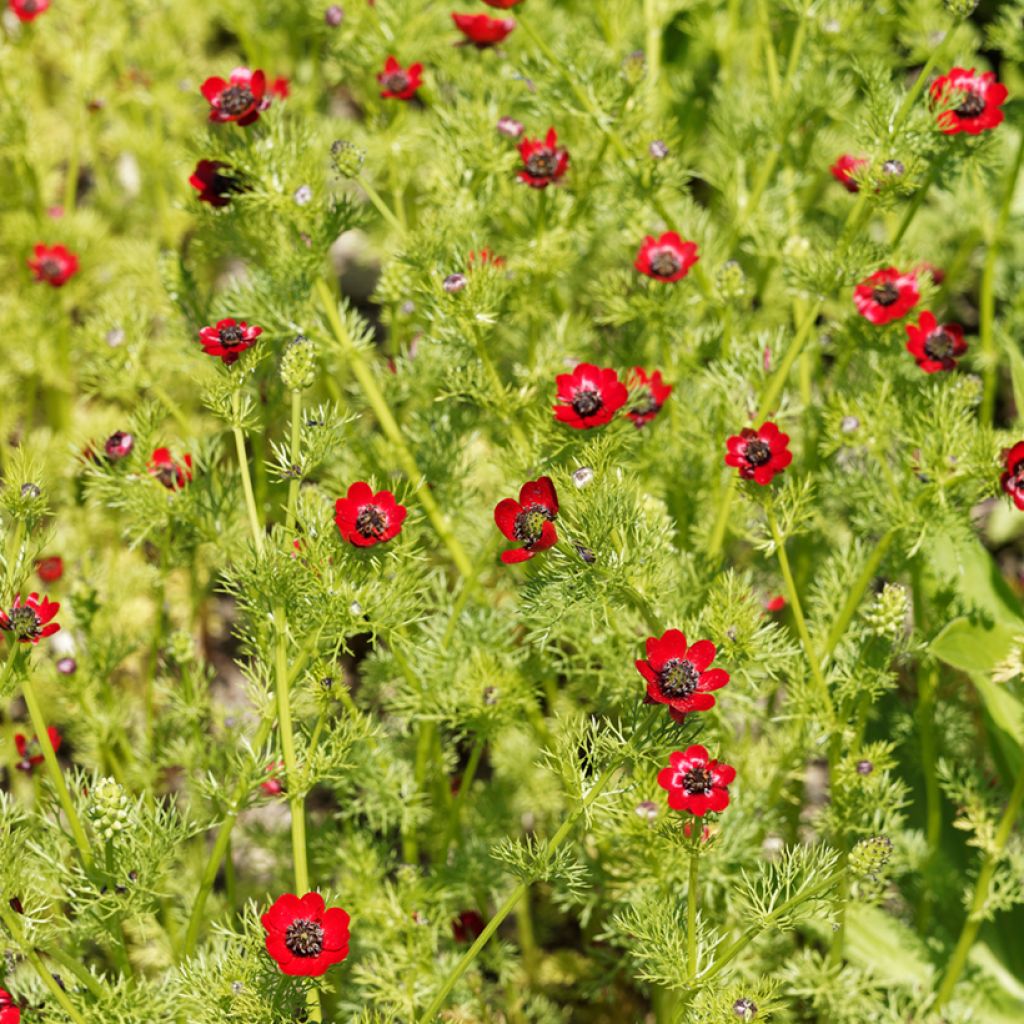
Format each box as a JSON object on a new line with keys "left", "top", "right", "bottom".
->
{"left": 88, "top": 778, "right": 134, "bottom": 841}
{"left": 331, "top": 140, "right": 365, "bottom": 178}
{"left": 942, "top": 0, "right": 978, "bottom": 17}
{"left": 862, "top": 583, "right": 908, "bottom": 640}
{"left": 849, "top": 835, "right": 893, "bottom": 879}
{"left": 281, "top": 335, "right": 317, "bottom": 391}
{"left": 168, "top": 630, "right": 196, "bottom": 666}
{"left": 716, "top": 260, "right": 748, "bottom": 302}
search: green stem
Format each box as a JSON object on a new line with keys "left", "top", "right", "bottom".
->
{"left": 355, "top": 173, "right": 405, "bottom": 234}
{"left": 149, "top": 380, "right": 193, "bottom": 436}
{"left": 20, "top": 672, "right": 93, "bottom": 868}
{"left": 933, "top": 763, "right": 1024, "bottom": 1010}
{"left": 980, "top": 130, "right": 1024, "bottom": 424}
{"left": 687, "top": 848, "right": 699, "bottom": 981}
{"left": 446, "top": 738, "right": 486, "bottom": 851}
{"left": 316, "top": 280, "right": 477, "bottom": 584}
{"left": 286, "top": 389, "right": 302, "bottom": 534}
{"left": 468, "top": 327, "right": 530, "bottom": 451}
{"left": 231, "top": 390, "right": 265, "bottom": 555}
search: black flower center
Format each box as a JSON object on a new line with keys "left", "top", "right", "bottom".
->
{"left": 219, "top": 85, "right": 255, "bottom": 115}
{"left": 219, "top": 325, "right": 246, "bottom": 347}
{"left": 40, "top": 258, "right": 62, "bottom": 279}
{"left": 658, "top": 658, "right": 700, "bottom": 698}
{"left": 572, "top": 388, "right": 603, "bottom": 418}
{"left": 923, "top": 330, "right": 955, "bottom": 361}
{"left": 513, "top": 503, "right": 555, "bottom": 546}
{"left": 356, "top": 504, "right": 388, "bottom": 538}
{"left": 954, "top": 91, "right": 985, "bottom": 118}
{"left": 154, "top": 465, "right": 178, "bottom": 488}
{"left": 649, "top": 249, "right": 682, "bottom": 278}
{"left": 22, "top": 0, "right": 39, "bottom": 11}
{"left": 210, "top": 170, "right": 237, "bottom": 195}
{"left": 525, "top": 149, "right": 558, "bottom": 178}
{"left": 284, "top": 918, "right": 325, "bottom": 958}
{"left": 682, "top": 765, "right": 714, "bottom": 795}
{"left": 744, "top": 438, "right": 771, "bottom": 467}
{"left": 5, "top": 606, "right": 41, "bottom": 641}
{"left": 383, "top": 71, "right": 410, "bottom": 93}
{"left": 872, "top": 282, "right": 900, "bottom": 306}
{"left": 632, "top": 388, "right": 660, "bottom": 418}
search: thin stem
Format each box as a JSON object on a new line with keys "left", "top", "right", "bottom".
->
{"left": 687, "top": 847, "right": 699, "bottom": 981}
{"left": 767, "top": 510, "right": 833, "bottom": 723}
{"left": 20, "top": 672, "right": 93, "bottom": 868}
{"left": 447, "top": 737, "right": 486, "bottom": 851}
{"left": 316, "top": 279, "right": 477, "bottom": 584}
{"left": 355, "top": 173, "right": 404, "bottom": 234}
{"left": 231, "top": 390, "right": 265, "bottom": 554}
{"left": 148, "top": 381, "right": 193, "bottom": 436}
{"left": 468, "top": 326, "right": 530, "bottom": 451}
{"left": 980, "top": 130, "right": 1024, "bottom": 424}
{"left": 286, "top": 389, "right": 302, "bottom": 534}
{"left": 933, "top": 763, "right": 1024, "bottom": 1010}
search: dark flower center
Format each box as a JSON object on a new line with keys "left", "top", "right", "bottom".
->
{"left": 219, "top": 85, "right": 255, "bottom": 115}
{"left": 954, "top": 91, "right": 985, "bottom": 118}
{"left": 219, "top": 324, "right": 246, "bottom": 347}
{"left": 649, "top": 249, "right": 682, "bottom": 278}
{"left": 22, "top": 0, "right": 39, "bottom": 11}
{"left": 572, "top": 388, "right": 603, "bottom": 418}
{"left": 682, "top": 765, "right": 714, "bottom": 795}
{"left": 743, "top": 438, "right": 772, "bottom": 467}
{"left": 923, "top": 330, "right": 955, "bottom": 361}
{"left": 631, "top": 388, "right": 660, "bottom": 419}
{"left": 6, "top": 606, "right": 41, "bottom": 641}
{"left": 383, "top": 71, "right": 410, "bottom": 93}
{"left": 871, "top": 282, "right": 900, "bottom": 306}
{"left": 210, "top": 170, "right": 237, "bottom": 195}
{"left": 355, "top": 504, "right": 388, "bottom": 538}
{"left": 658, "top": 658, "right": 700, "bottom": 698}
{"left": 284, "top": 918, "right": 325, "bottom": 958}
{"left": 40, "top": 257, "right": 62, "bottom": 279}
{"left": 154, "top": 465, "right": 178, "bottom": 488}
{"left": 525, "top": 149, "right": 558, "bottom": 178}
{"left": 1008, "top": 463, "right": 1024, "bottom": 493}
{"left": 513, "top": 503, "right": 555, "bottom": 546}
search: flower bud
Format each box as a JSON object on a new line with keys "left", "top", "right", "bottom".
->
{"left": 56, "top": 657, "right": 77, "bottom": 675}
{"left": 849, "top": 835, "right": 893, "bottom": 879}
{"left": 496, "top": 116, "right": 524, "bottom": 140}
{"left": 634, "top": 800, "right": 658, "bottom": 820}
{"left": 716, "top": 260, "right": 748, "bottom": 302}
{"left": 104, "top": 431, "right": 134, "bottom": 460}
{"left": 88, "top": 777, "right": 134, "bottom": 840}
{"left": 21, "top": 483, "right": 41, "bottom": 499}
{"left": 280, "top": 335, "right": 317, "bottom": 391}
{"left": 942, "top": 0, "right": 978, "bottom": 16}
{"left": 881, "top": 159, "right": 904, "bottom": 177}
{"left": 293, "top": 184, "right": 313, "bottom": 206}
{"left": 733, "top": 998, "right": 758, "bottom": 1020}
{"left": 855, "top": 759, "right": 874, "bottom": 775}
{"left": 622, "top": 49, "right": 646, "bottom": 86}
{"left": 840, "top": 416, "right": 860, "bottom": 434}
{"left": 324, "top": 4, "right": 344, "bottom": 26}
{"left": 863, "top": 583, "right": 908, "bottom": 640}
{"left": 331, "top": 139, "right": 365, "bottom": 178}
{"left": 443, "top": 273, "right": 467, "bottom": 294}
{"left": 648, "top": 139, "right": 669, "bottom": 160}
{"left": 572, "top": 466, "right": 594, "bottom": 488}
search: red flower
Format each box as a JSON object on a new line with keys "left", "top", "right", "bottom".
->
{"left": 148, "top": 448, "right": 193, "bottom": 491}
{"left": 553, "top": 363, "right": 628, "bottom": 430}
{"left": 479, "top": 0, "right": 520, "bottom": 6}
{"left": 764, "top": 595, "right": 786, "bottom": 613}
{"left": 200, "top": 67, "right": 267, "bottom": 126}
{"left": 626, "top": 368, "right": 672, "bottom": 427}
{"left": 468, "top": 248, "right": 504, "bottom": 269}
{"left": 15, "top": 727, "right": 61, "bottom": 773}
{"left": 104, "top": 430, "right": 134, "bottom": 460}
{"left": 270, "top": 75, "right": 290, "bottom": 100}
{"left": 377, "top": 56, "right": 423, "bottom": 100}
{"left": 725, "top": 422, "right": 792, "bottom": 485}
{"left": 260, "top": 761, "right": 285, "bottom": 796}
{"left": 930, "top": 67, "right": 1007, "bottom": 136}
{"left": 0, "top": 989, "right": 20, "bottom": 1024}
{"left": 452, "top": 910, "right": 486, "bottom": 943}
{"left": 28, "top": 244, "right": 78, "bottom": 287}
{"left": 261, "top": 892, "right": 351, "bottom": 977}
{"left": 830, "top": 154, "right": 867, "bottom": 193}
{"left": 635, "top": 629, "right": 729, "bottom": 715}
{"left": 657, "top": 745, "right": 736, "bottom": 817}
{"left": 0, "top": 593, "right": 61, "bottom": 645}
{"left": 494, "top": 476, "right": 559, "bottom": 565}
{"left": 905, "top": 311, "right": 967, "bottom": 373}
{"left": 335, "top": 482, "right": 407, "bottom": 547}
{"left": 198, "top": 318, "right": 262, "bottom": 365}
{"left": 452, "top": 12, "right": 515, "bottom": 47}
{"left": 517, "top": 128, "right": 569, "bottom": 189}
{"left": 1001, "top": 442, "right": 1024, "bottom": 511}
{"left": 634, "top": 232, "right": 699, "bottom": 282}
{"left": 853, "top": 267, "right": 919, "bottom": 325}
{"left": 188, "top": 160, "right": 239, "bottom": 207}
{"left": 9, "top": 0, "right": 47, "bottom": 21}
{"left": 36, "top": 557, "right": 63, "bottom": 583}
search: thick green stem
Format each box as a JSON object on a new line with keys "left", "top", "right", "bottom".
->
{"left": 933, "top": 764, "right": 1024, "bottom": 1010}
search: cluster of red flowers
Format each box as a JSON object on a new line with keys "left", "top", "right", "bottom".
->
{"left": 553, "top": 363, "right": 672, "bottom": 431}
{"left": 149, "top": 447, "right": 193, "bottom": 490}
{"left": 15, "top": 726, "right": 61, "bottom": 773}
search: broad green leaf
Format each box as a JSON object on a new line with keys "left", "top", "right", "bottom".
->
{"left": 930, "top": 618, "right": 1021, "bottom": 675}
{"left": 844, "top": 904, "right": 933, "bottom": 987}
{"left": 927, "top": 534, "right": 1023, "bottom": 627}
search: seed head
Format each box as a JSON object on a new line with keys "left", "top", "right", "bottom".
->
{"left": 281, "top": 335, "right": 317, "bottom": 390}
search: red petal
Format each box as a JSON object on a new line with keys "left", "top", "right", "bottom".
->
{"left": 200, "top": 77, "right": 227, "bottom": 101}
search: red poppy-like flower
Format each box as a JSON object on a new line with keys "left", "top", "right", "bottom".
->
{"left": 452, "top": 910, "right": 486, "bottom": 943}
{"left": 36, "top": 557, "right": 63, "bottom": 583}
{"left": 261, "top": 892, "right": 351, "bottom": 977}
{"left": 200, "top": 67, "right": 267, "bottom": 126}
{"left": 335, "top": 482, "right": 407, "bottom": 547}
{"left": 15, "top": 727, "right": 61, "bottom": 773}
{"left": 635, "top": 629, "right": 729, "bottom": 715}
{"left": 0, "top": 593, "right": 61, "bottom": 645}
{"left": 553, "top": 363, "right": 628, "bottom": 430}
{"left": 764, "top": 595, "right": 786, "bottom": 613}
{"left": 104, "top": 430, "right": 134, "bottom": 460}
{"left": 148, "top": 448, "right": 193, "bottom": 491}
{"left": 9, "top": 0, "right": 47, "bottom": 21}
{"left": 270, "top": 75, "right": 290, "bottom": 100}
{"left": 189, "top": 160, "right": 239, "bottom": 207}
{"left": 260, "top": 761, "right": 285, "bottom": 796}
{"left": 905, "top": 311, "right": 967, "bottom": 373}
{"left": 0, "top": 989, "right": 20, "bottom": 1024}
{"left": 626, "top": 368, "right": 672, "bottom": 428}
{"left": 830, "top": 154, "right": 867, "bottom": 193}
{"left": 853, "top": 267, "right": 919, "bottom": 325}
{"left": 28, "top": 244, "right": 78, "bottom": 287}
{"left": 452, "top": 12, "right": 515, "bottom": 47}
{"left": 517, "top": 128, "right": 569, "bottom": 189}
{"left": 468, "top": 248, "right": 504, "bottom": 269}
{"left": 634, "top": 232, "right": 699, "bottom": 282}
{"left": 198, "top": 318, "right": 262, "bottom": 365}
{"left": 657, "top": 745, "right": 736, "bottom": 817}
{"left": 725, "top": 422, "right": 792, "bottom": 485}
{"left": 480, "top": 0, "right": 520, "bottom": 6}
{"left": 377, "top": 56, "right": 423, "bottom": 100}
{"left": 494, "top": 476, "right": 559, "bottom": 565}
{"left": 1001, "top": 442, "right": 1024, "bottom": 511}
{"left": 930, "top": 67, "right": 1007, "bottom": 136}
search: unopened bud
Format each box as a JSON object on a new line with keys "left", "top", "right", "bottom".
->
{"left": 331, "top": 139, "right": 365, "bottom": 177}
{"left": 280, "top": 335, "right": 317, "bottom": 390}
{"left": 293, "top": 184, "right": 313, "bottom": 206}
{"left": 716, "top": 260, "right": 748, "bottom": 302}
{"left": 863, "top": 583, "right": 908, "bottom": 640}
{"left": 572, "top": 466, "right": 594, "bottom": 488}
{"left": 881, "top": 159, "right": 905, "bottom": 177}
{"left": 56, "top": 657, "right": 77, "bottom": 675}
{"left": 87, "top": 777, "right": 134, "bottom": 840}
{"left": 634, "top": 800, "right": 658, "bottom": 821}
{"left": 324, "top": 4, "right": 344, "bottom": 26}
{"left": 648, "top": 139, "right": 669, "bottom": 160}
{"left": 840, "top": 416, "right": 860, "bottom": 434}
{"left": 849, "top": 835, "right": 893, "bottom": 879}
{"left": 104, "top": 431, "right": 134, "bottom": 460}
{"left": 443, "top": 273, "right": 467, "bottom": 294}
{"left": 855, "top": 759, "right": 874, "bottom": 775}
{"left": 496, "top": 116, "right": 524, "bottom": 140}
{"left": 733, "top": 998, "right": 758, "bottom": 1021}
{"left": 21, "top": 483, "right": 41, "bottom": 499}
